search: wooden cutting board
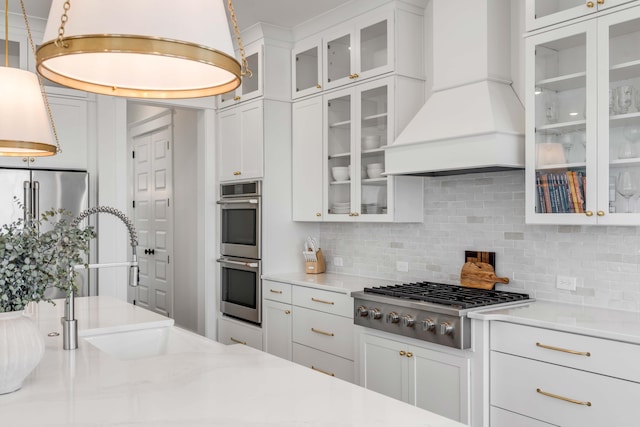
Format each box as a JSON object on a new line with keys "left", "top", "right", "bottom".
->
{"left": 460, "top": 261, "right": 509, "bottom": 290}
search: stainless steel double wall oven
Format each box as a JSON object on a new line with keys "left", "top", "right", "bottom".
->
{"left": 217, "top": 181, "right": 262, "bottom": 324}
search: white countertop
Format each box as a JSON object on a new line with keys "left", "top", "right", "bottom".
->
{"left": 2, "top": 296, "right": 465, "bottom": 427}
{"left": 262, "top": 272, "right": 399, "bottom": 295}
{"left": 469, "top": 300, "right": 640, "bottom": 345}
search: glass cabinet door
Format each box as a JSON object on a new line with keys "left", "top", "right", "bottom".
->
{"left": 527, "top": 21, "right": 596, "bottom": 223}
{"left": 358, "top": 19, "right": 389, "bottom": 76}
{"left": 526, "top": 0, "right": 595, "bottom": 31}
{"left": 292, "top": 36, "right": 322, "bottom": 99}
{"left": 599, "top": 9, "right": 640, "bottom": 220}
{"left": 325, "top": 92, "right": 353, "bottom": 218}
{"left": 360, "top": 85, "right": 389, "bottom": 217}
{"left": 325, "top": 32, "right": 353, "bottom": 89}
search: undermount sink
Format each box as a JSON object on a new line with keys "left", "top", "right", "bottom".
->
{"left": 82, "top": 327, "right": 173, "bottom": 360}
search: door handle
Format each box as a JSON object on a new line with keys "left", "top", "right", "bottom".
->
{"left": 144, "top": 248, "right": 155, "bottom": 255}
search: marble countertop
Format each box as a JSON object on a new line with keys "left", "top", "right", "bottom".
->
{"left": 469, "top": 300, "right": 640, "bottom": 345}
{"left": 2, "top": 296, "right": 465, "bottom": 427}
{"left": 262, "top": 272, "right": 399, "bottom": 295}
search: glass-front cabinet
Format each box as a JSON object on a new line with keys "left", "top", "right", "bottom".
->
{"left": 219, "top": 43, "right": 263, "bottom": 108}
{"left": 292, "top": 36, "right": 322, "bottom": 99}
{"left": 324, "top": 80, "right": 390, "bottom": 220}
{"left": 525, "top": 0, "right": 637, "bottom": 32}
{"left": 525, "top": 4, "right": 640, "bottom": 225}
{"left": 322, "top": 8, "right": 393, "bottom": 91}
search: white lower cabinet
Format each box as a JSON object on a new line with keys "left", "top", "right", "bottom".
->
{"left": 262, "top": 280, "right": 355, "bottom": 383}
{"left": 490, "top": 321, "right": 640, "bottom": 427}
{"left": 359, "top": 332, "right": 470, "bottom": 423}
{"left": 490, "top": 407, "right": 555, "bottom": 427}
{"left": 217, "top": 315, "right": 263, "bottom": 351}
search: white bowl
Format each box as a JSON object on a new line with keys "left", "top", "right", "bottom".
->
{"left": 367, "top": 168, "right": 383, "bottom": 179}
{"left": 332, "top": 166, "right": 350, "bottom": 181}
{"left": 362, "top": 135, "right": 381, "bottom": 150}
{"left": 368, "top": 163, "right": 383, "bottom": 169}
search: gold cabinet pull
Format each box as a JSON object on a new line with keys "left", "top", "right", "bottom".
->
{"left": 230, "top": 337, "right": 247, "bottom": 345}
{"left": 315, "top": 83, "right": 322, "bottom": 89}
{"left": 536, "top": 388, "right": 592, "bottom": 406}
{"left": 349, "top": 73, "right": 360, "bottom": 79}
{"left": 585, "top": 210, "right": 594, "bottom": 217}
{"left": 406, "top": 352, "right": 413, "bottom": 358}
{"left": 233, "top": 96, "right": 241, "bottom": 101}
{"left": 597, "top": 0, "right": 604, "bottom": 3}
{"left": 233, "top": 171, "right": 242, "bottom": 176}
{"left": 316, "top": 212, "right": 322, "bottom": 217}
{"left": 311, "top": 366, "right": 335, "bottom": 376}
{"left": 311, "top": 327, "right": 334, "bottom": 337}
{"left": 597, "top": 210, "right": 605, "bottom": 216}
{"left": 586, "top": 1, "right": 594, "bottom": 7}
{"left": 284, "top": 310, "right": 291, "bottom": 314}
{"left": 270, "top": 289, "right": 283, "bottom": 294}
{"left": 311, "top": 297, "right": 334, "bottom": 305}
{"left": 399, "top": 350, "right": 406, "bottom": 356}
{"left": 536, "top": 342, "right": 591, "bottom": 357}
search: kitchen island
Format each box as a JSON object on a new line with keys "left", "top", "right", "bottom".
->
{"left": 1, "top": 297, "right": 465, "bottom": 426}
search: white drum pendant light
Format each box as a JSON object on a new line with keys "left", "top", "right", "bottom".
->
{"left": 0, "top": 0, "right": 57, "bottom": 157}
{"left": 36, "top": 0, "right": 244, "bottom": 99}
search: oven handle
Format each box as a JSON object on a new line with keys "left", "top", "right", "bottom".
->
{"left": 216, "top": 199, "right": 259, "bottom": 205}
{"left": 217, "top": 258, "right": 259, "bottom": 268}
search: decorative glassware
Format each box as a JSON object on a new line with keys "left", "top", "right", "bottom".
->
{"left": 544, "top": 92, "right": 558, "bottom": 124}
{"left": 615, "top": 85, "right": 633, "bottom": 114}
{"left": 616, "top": 171, "right": 637, "bottom": 213}
{"left": 560, "top": 131, "right": 574, "bottom": 162}
{"left": 618, "top": 140, "right": 637, "bottom": 159}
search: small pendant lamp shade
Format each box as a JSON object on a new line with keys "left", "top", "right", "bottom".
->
{"left": 0, "top": 67, "right": 56, "bottom": 156}
{"left": 36, "top": 0, "right": 242, "bottom": 99}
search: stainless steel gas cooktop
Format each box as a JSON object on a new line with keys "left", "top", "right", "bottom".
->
{"left": 353, "top": 282, "right": 533, "bottom": 349}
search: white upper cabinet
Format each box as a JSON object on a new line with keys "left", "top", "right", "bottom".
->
{"left": 322, "top": 7, "right": 393, "bottom": 91}
{"left": 218, "top": 42, "right": 264, "bottom": 108}
{"left": 218, "top": 100, "right": 264, "bottom": 182}
{"left": 291, "top": 35, "right": 323, "bottom": 99}
{"left": 525, "top": 4, "right": 640, "bottom": 225}
{"left": 525, "top": 0, "right": 638, "bottom": 31}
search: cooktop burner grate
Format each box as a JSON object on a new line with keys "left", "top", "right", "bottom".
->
{"left": 363, "top": 282, "right": 530, "bottom": 309}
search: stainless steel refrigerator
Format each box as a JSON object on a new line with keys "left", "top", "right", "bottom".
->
{"left": 0, "top": 168, "right": 89, "bottom": 298}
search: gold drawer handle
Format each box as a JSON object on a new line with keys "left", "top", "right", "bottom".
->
{"left": 399, "top": 350, "right": 406, "bottom": 356}
{"left": 406, "top": 352, "right": 413, "bottom": 358}
{"left": 536, "top": 388, "right": 592, "bottom": 406}
{"left": 270, "top": 289, "right": 283, "bottom": 294}
{"left": 230, "top": 337, "right": 247, "bottom": 345}
{"left": 311, "top": 327, "right": 334, "bottom": 337}
{"left": 284, "top": 310, "right": 291, "bottom": 315}
{"left": 536, "top": 342, "right": 591, "bottom": 357}
{"left": 233, "top": 171, "right": 242, "bottom": 176}
{"left": 311, "top": 366, "right": 335, "bottom": 376}
{"left": 233, "top": 96, "right": 241, "bottom": 101}
{"left": 311, "top": 297, "right": 334, "bottom": 305}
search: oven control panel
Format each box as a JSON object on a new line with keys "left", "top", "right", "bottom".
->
{"left": 353, "top": 298, "right": 471, "bottom": 349}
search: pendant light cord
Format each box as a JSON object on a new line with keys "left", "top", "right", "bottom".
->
{"left": 5, "top": 0, "right": 8, "bottom": 67}
{"left": 19, "top": 0, "right": 61, "bottom": 154}
{"left": 227, "top": 0, "right": 252, "bottom": 78}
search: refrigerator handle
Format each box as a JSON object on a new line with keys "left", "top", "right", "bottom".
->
{"left": 23, "top": 181, "right": 31, "bottom": 223}
{"left": 33, "top": 181, "right": 39, "bottom": 223}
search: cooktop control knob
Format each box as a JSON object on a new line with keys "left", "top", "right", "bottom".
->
{"left": 368, "top": 308, "right": 383, "bottom": 320}
{"left": 422, "top": 318, "right": 436, "bottom": 332}
{"left": 356, "top": 306, "right": 368, "bottom": 317}
{"left": 439, "top": 321, "right": 454, "bottom": 336}
{"left": 387, "top": 312, "right": 400, "bottom": 324}
{"left": 401, "top": 314, "right": 415, "bottom": 327}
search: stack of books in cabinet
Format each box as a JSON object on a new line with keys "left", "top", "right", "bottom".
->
{"left": 535, "top": 171, "right": 586, "bottom": 213}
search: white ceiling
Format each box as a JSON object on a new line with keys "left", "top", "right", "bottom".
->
{"left": 6, "top": 0, "right": 348, "bottom": 30}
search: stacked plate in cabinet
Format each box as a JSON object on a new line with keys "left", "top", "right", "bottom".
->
{"left": 331, "top": 202, "right": 350, "bottom": 214}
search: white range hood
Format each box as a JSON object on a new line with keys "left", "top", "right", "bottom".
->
{"left": 385, "top": 0, "right": 524, "bottom": 176}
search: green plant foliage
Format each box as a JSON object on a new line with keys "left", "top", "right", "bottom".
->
{"left": 0, "top": 203, "right": 95, "bottom": 312}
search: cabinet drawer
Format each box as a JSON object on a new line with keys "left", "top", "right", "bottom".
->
{"left": 292, "top": 286, "right": 353, "bottom": 318}
{"left": 262, "top": 280, "right": 292, "bottom": 304}
{"left": 293, "top": 343, "right": 354, "bottom": 383}
{"left": 218, "top": 316, "right": 263, "bottom": 351}
{"left": 491, "top": 351, "right": 640, "bottom": 427}
{"left": 491, "top": 321, "right": 640, "bottom": 382}
{"left": 292, "top": 306, "right": 354, "bottom": 360}
{"left": 490, "top": 406, "right": 555, "bottom": 427}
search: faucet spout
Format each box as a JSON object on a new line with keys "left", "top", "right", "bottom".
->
{"left": 63, "top": 206, "right": 139, "bottom": 350}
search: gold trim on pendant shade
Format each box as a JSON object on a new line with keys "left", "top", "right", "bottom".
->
{"left": 0, "top": 140, "right": 57, "bottom": 157}
{"left": 36, "top": 34, "right": 242, "bottom": 99}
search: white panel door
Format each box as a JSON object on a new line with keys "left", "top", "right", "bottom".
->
{"left": 132, "top": 120, "right": 173, "bottom": 318}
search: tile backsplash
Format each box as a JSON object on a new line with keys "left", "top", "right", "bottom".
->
{"left": 319, "top": 171, "right": 640, "bottom": 312}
